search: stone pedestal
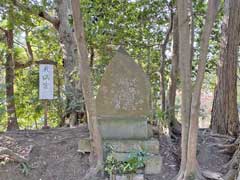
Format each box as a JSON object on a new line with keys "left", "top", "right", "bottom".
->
{"left": 104, "top": 139, "right": 159, "bottom": 154}
{"left": 144, "top": 155, "right": 162, "bottom": 174}
{"left": 98, "top": 117, "right": 149, "bottom": 139}
{"left": 110, "top": 174, "right": 144, "bottom": 180}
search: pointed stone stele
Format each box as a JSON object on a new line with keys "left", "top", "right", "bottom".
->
{"left": 96, "top": 48, "right": 151, "bottom": 139}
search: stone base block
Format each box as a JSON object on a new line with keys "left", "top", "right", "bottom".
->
{"left": 104, "top": 138, "right": 159, "bottom": 154}
{"left": 111, "top": 152, "right": 130, "bottom": 162}
{"left": 77, "top": 138, "right": 91, "bottom": 153}
{"left": 108, "top": 152, "right": 162, "bottom": 175}
{"left": 144, "top": 155, "right": 162, "bottom": 174}
{"left": 110, "top": 174, "right": 144, "bottom": 180}
{"left": 98, "top": 117, "right": 149, "bottom": 139}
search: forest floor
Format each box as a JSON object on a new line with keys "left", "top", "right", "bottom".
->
{"left": 0, "top": 126, "right": 232, "bottom": 180}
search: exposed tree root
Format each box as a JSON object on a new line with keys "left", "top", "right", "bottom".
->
{"left": 223, "top": 150, "right": 240, "bottom": 180}
{"left": 192, "top": 170, "right": 206, "bottom": 180}
{"left": 223, "top": 168, "right": 238, "bottom": 180}
{"left": 218, "top": 148, "right": 236, "bottom": 155}
{"left": 210, "top": 133, "right": 236, "bottom": 141}
{"left": 169, "top": 121, "right": 182, "bottom": 141}
{"left": 173, "top": 166, "right": 224, "bottom": 180}
{"left": 0, "top": 147, "right": 28, "bottom": 163}
{"left": 212, "top": 143, "right": 237, "bottom": 150}
{"left": 173, "top": 169, "right": 184, "bottom": 180}
{"left": 174, "top": 171, "right": 206, "bottom": 180}
{"left": 82, "top": 162, "right": 104, "bottom": 180}
{"left": 211, "top": 141, "right": 238, "bottom": 155}
{"left": 221, "top": 138, "right": 240, "bottom": 180}
{"left": 202, "top": 170, "right": 223, "bottom": 180}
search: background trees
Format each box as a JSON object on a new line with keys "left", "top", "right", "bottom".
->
{"left": 211, "top": 0, "right": 240, "bottom": 136}
{"left": 176, "top": 1, "right": 219, "bottom": 179}
{"left": 1, "top": 0, "right": 240, "bottom": 179}
{"left": 0, "top": 0, "right": 179, "bottom": 130}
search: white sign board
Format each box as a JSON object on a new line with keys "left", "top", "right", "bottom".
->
{"left": 39, "top": 64, "right": 54, "bottom": 99}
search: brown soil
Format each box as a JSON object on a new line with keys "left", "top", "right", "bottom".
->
{"left": 0, "top": 127, "right": 231, "bottom": 180}
{"left": 0, "top": 126, "right": 90, "bottom": 180}
{"left": 146, "top": 129, "right": 231, "bottom": 180}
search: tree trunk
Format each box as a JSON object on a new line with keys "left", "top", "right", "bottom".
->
{"left": 160, "top": 8, "right": 173, "bottom": 114}
{"left": 13, "top": 0, "right": 85, "bottom": 126}
{"left": 185, "top": 1, "right": 219, "bottom": 177}
{"left": 6, "top": 29, "right": 19, "bottom": 131}
{"left": 176, "top": 0, "right": 219, "bottom": 179}
{"left": 55, "top": 0, "right": 85, "bottom": 126}
{"left": 176, "top": 0, "right": 192, "bottom": 176}
{"left": 71, "top": 0, "right": 103, "bottom": 167}
{"left": 211, "top": 0, "right": 240, "bottom": 137}
{"left": 167, "top": 14, "right": 180, "bottom": 131}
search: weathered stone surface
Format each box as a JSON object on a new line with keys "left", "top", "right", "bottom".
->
{"left": 99, "top": 117, "right": 148, "bottom": 139}
{"left": 77, "top": 138, "right": 91, "bottom": 153}
{"left": 104, "top": 138, "right": 159, "bottom": 154}
{"left": 133, "top": 174, "right": 144, "bottom": 180}
{"left": 111, "top": 174, "right": 144, "bottom": 180}
{"left": 144, "top": 155, "right": 162, "bottom": 174}
{"left": 109, "top": 152, "right": 162, "bottom": 173}
{"left": 96, "top": 49, "right": 150, "bottom": 118}
{"left": 111, "top": 152, "right": 129, "bottom": 162}
{"left": 115, "top": 174, "right": 128, "bottom": 180}
{"left": 96, "top": 48, "right": 151, "bottom": 139}
{"left": 147, "top": 124, "right": 153, "bottom": 138}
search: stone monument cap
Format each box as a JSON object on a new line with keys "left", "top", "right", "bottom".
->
{"left": 96, "top": 48, "right": 150, "bottom": 118}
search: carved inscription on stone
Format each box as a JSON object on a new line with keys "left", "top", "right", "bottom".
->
{"left": 96, "top": 49, "right": 150, "bottom": 118}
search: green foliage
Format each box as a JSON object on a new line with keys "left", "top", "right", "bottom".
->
{"left": 0, "top": 87, "right": 7, "bottom": 131}
{"left": 19, "top": 162, "right": 31, "bottom": 176}
{"left": 155, "top": 108, "right": 167, "bottom": 126}
{"left": 105, "top": 146, "right": 146, "bottom": 176}
{"left": 105, "top": 151, "right": 146, "bottom": 175}
{"left": 0, "top": 0, "right": 224, "bottom": 130}
{"left": 187, "top": 173, "right": 196, "bottom": 180}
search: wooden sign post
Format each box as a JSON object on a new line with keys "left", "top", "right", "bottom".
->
{"left": 38, "top": 60, "right": 56, "bottom": 129}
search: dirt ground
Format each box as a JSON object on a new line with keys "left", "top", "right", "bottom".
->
{"left": 0, "top": 126, "right": 232, "bottom": 180}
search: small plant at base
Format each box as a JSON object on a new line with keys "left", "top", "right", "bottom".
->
{"left": 104, "top": 150, "right": 146, "bottom": 176}
{"left": 19, "top": 162, "right": 31, "bottom": 176}
{"left": 187, "top": 173, "right": 196, "bottom": 180}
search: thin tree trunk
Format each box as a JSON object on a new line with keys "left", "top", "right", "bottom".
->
{"left": 189, "top": 0, "right": 194, "bottom": 67}
{"left": 185, "top": 1, "right": 219, "bottom": 177}
{"left": 6, "top": 29, "right": 18, "bottom": 131}
{"left": 71, "top": 0, "right": 103, "bottom": 167}
{"left": 89, "top": 46, "right": 94, "bottom": 69}
{"left": 167, "top": 14, "right": 179, "bottom": 130}
{"left": 14, "top": 0, "right": 85, "bottom": 127}
{"left": 176, "top": 0, "right": 219, "bottom": 179}
{"left": 55, "top": 0, "right": 84, "bottom": 126}
{"left": 56, "top": 65, "right": 65, "bottom": 126}
{"left": 160, "top": 7, "right": 173, "bottom": 114}
{"left": 211, "top": 0, "right": 240, "bottom": 137}
{"left": 176, "top": 0, "right": 192, "bottom": 176}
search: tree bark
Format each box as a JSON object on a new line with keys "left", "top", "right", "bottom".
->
{"left": 160, "top": 7, "right": 173, "bottom": 114}
{"left": 176, "top": 0, "right": 219, "bottom": 179}
{"left": 176, "top": 0, "right": 192, "bottom": 176}
{"left": 6, "top": 29, "right": 19, "bottom": 131}
{"left": 167, "top": 14, "right": 180, "bottom": 131}
{"left": 71, "top": 0, "right": 103, "bottom": 167}
{"left": 14, "top": 0, "right": 85, "bottom": 127}
{"left": 185, "top": 1, "right": 219, "bottom": 177}
{"left": 55, "top": 0, "right": 85, "bottom": 126}
{"left": 211, "top": 0, "right": 240, "bottom": 137}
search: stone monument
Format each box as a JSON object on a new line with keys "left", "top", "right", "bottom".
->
{"left": 96, "top": 48, "right": 151, "bottom": 139}
{"left": 78, "top": 48, "right": 162, "bottom": 179}
{"left": 96, "top": 48, "right": 162, "bottom": 178}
